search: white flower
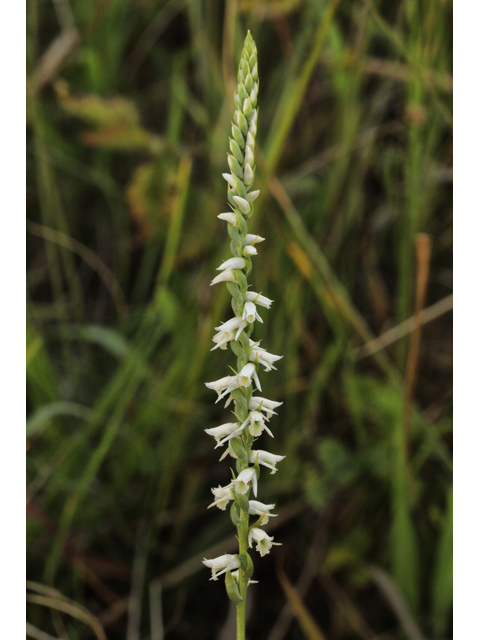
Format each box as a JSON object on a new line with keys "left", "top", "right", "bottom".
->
{"left": 245, "top": 234, "right": 265, "bottom": 245}
{"left": 213, "top": 363, "right": 260, "bottom": 404}
{"left": 249, "top": 190, "right": 260, "bottom": 203}
{"left": 211, "top": 270, "right": 236, "bottom": 286}
{"left": 205, "top": 376, "right": 235, "bottom": 400}
{"left": 208, "top": 484, "right": 234, "bottom": 510}
{"left": 250, "top": 346, "right": 283, "bottom": 372}
{"left": 245, "top": 291, "right": 273, "bottom": 309}
{"left": 234, "top": 467, "right": 258, "bottom": 497}
{"left": 245, "top": 145, "right": 254, "bottom": 165}
{"left": 211, "top": 317, "right": 248, "bottom": 349}
{"left": 248, "top": 500, "right": 278, "bottom": 524}
{"left": 249, "top": 396, "right": 283, "bottom": 419}
{"left": 205, "top": 423, "right": 239, "bottom": 446}
{"left": 248, "top": 528, "right": 280, "bottom": 557}
{"left": 216, "top": 422, "right": 248, "bottom": 448}
{"left": 242, "top": 301, "right": 263, "bottom": 324}
{"left": 211, "top": 331, "right": 231, "bottom": 350}
{"left": 249, "top": 449, "right": 286, "bottom": 474}
{"left": 239, "top": 410, "right": 273, "bottom": 438}
{"left": 244, "top": 164, "right": 254, "bottom": 186}
{"left": 222, "top": 173, "right": 237, "bottom": 189}
{"left": 202, "top": 554, "right": 240, "bottom": 580}
{"left": 243, "top": 245, "right": 258, "bottom": 257}
{"left": 217, "top": 257, "right": 246, "bottom": 271}
{"left": 238, "top": 362, "right": 261, "bottom": 391}
{"left": 232, "top": 196, "right": 251, "bottom": 214}
{"left": 218, "top": 212, "right": 237, "bottom": 225}
{"left": 216, "top": 317, "right": 245, "bottom": 333}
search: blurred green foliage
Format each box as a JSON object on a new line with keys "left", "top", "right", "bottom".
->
{"left": 26, "top": 1, "right": 452, "bottom": 639}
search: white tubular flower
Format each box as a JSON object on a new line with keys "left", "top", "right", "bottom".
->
{"left": 238, "top": 362, "right": 261, "bottom": 391}
{"left": 240, "top": 410, "right": 273, "bottom": 438}
{"left": 217, "top": 257, "right": 246, "bottom": 271}
{"left": 250, "top": 347, "right": 283, "bottom": 372}
{"left": 243, "top": 245, "right": 258, "bottom": 257}
{"left": 232, "top": 196, "right": 251, "bottom": 214}
{"left": 248, "top": 528, "right": 280, "bottom": 557}
{"left": 234, "top": 467, "right": 258, "bottom": 496}
{"left": 249, "top": 396, "right": 283, "bottom": 419}
{"left": 245, "top": 144, "right": 254, "bottom": 166}
{"left": 205, "top": 423, "right": 239, "bottom": 446}
{"left": 218, "top": 212, "right": 237, "bottom": 225}
{"left": 208, "top": 484, "right": 235, "bottom": 510}
{"left": 244, "top": 163, "right": 254, "bottom": 186}
{"left": 212, "top": 317, "right": 248, "bottom": 348}
{"left": 205, "top": 376, "right": 235, "bottom": 401}
{"left": 243, "top": 301, "right": 257, "bottom": 323}
{"left": 245, "top": 234, "right": 265, "bottom": 245}
{"left": 242, "top": 301, "right": 263, "bottom": 324}
{"left": 222, "top": 173, "right": 238, "bottom": 189}
{"left": 211, "top": 270, "right": 236, "bottom": 286}
{"left": 202, "top": 554, "right": 240, "bottom": 580}
{"left": 215, "top": 362, "right": 259, "bottom": 404}
{"left": 245, "top": 291, "right": 273, "bottom": 309}
{"left": 211, "top": 331, "right": 231, "bottom": 351}
{"left": 248, "top": 500, "right": 278, "bottom": 524}
{"left": 216, "top": 317, "right": 246, "bottom": 333}
{"left": 216, "top": 421, "right": 249, "bottom": 447}
{"left": 249, "top": 189, "right": 260, "bottom": 203}
{"left": 249, "top": 449, "right": 286, "bottom": 474}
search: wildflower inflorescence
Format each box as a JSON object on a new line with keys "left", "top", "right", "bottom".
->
{"left": 202, "top": 32, "right": 284, "bottom": 626}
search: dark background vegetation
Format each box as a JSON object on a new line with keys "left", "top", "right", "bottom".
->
{"left": 26, "top": 1, "right": 452, "bottom": 639}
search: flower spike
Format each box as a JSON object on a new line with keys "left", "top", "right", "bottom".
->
{"left": 203, "top": 31, "right": 283, "bottom": 636}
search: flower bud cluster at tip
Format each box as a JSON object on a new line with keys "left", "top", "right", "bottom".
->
{"left": 203, "top": 31, "right": 284, "bottom": 584}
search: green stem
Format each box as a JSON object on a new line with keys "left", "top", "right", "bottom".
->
{"left": 236, "top": 504, "right": 250, "bottom": 640}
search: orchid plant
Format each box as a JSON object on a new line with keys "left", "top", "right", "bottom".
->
{"left": 203, "top": 31, "right": 284, "bottom": 639}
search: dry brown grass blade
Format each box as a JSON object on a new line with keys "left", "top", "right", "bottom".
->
{"left": 277, "top": 568, "right": 328, "bottom": 640}
{"left": 355, "top": 294, "right": 453, "bottom": 360}
{"left": 403, "top": 234, "right": 432, "bottom": 447}
{"left": 26, "top": 621, "right": 61, "bottom": 640}
{"left": 26, "top": 592, "right": 107, "bottom": 640}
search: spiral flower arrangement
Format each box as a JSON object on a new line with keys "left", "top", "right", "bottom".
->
{"left": 202, "top": 31, "right": 284, "bottom": 638}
